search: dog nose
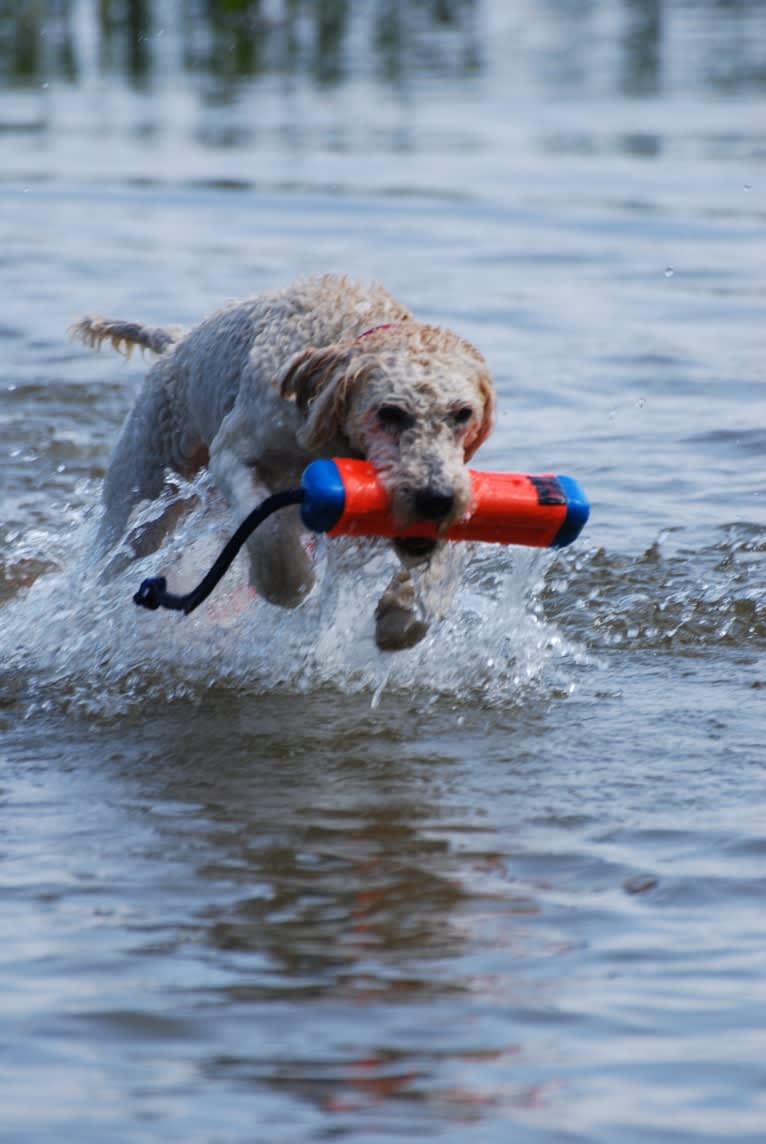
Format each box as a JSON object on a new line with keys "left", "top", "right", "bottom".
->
{"left": 413, "top": 487, "right": 455, "bottom": 522}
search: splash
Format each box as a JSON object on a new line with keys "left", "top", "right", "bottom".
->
{"left": 0, "top": 478, "right": 590, "bottom": 719}
{"left": 23, "top": 477, "right": 764, "bottom": 719}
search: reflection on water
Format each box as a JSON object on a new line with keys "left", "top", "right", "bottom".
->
{"left": 1, "top": 0, "right": 765, "bottom": 98}
{"left": 1, "top": 0, "right": 481, "bottom": 90}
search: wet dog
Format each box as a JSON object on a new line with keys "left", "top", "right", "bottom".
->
{"left": 73, "top": 275, "right": 495, "bottom": 649}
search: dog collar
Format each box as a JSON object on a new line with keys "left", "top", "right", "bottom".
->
{"left": 356, "top": 322, "right": 401, "bottom": 340}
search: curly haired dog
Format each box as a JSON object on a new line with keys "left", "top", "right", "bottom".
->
{"left": 72, "top": 275, "right": 495, "bottom": 650}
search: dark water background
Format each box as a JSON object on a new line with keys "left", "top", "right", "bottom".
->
{"left": 1, "top": 2, "right": 764, "bottom": 1141}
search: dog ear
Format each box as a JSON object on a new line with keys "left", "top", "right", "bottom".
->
{"left": 278, "top": 343, "right": 362, "bottom": 450}
{"left": 464, "top": 365, "right": 496, "bottom": 460}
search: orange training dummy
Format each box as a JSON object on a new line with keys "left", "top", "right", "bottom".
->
{"left": 300, "top": 457, "right": 589, "bottom": 549}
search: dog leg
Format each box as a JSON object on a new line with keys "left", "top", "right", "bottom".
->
{"left": 375, "top": 567, "right": 429, "bottom": 650}
{"left": 209, "top": 443, "right": 314, "bottom": 608}
{"left": 375, "top": 543, "right": 462, "bottom": 651}
{"left": 95, "top": 349, "right": 210, "bottom": 566}
{"left": 96, "top": 387, "right": 172, "bottom": 558}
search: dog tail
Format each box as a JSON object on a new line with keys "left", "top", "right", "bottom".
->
{"left": 69, "top": 316, "right": 184, "bottom": 358}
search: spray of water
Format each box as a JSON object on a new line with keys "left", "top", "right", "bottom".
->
{"left": 0, "top": 476, "right": 591, "bottom": 719}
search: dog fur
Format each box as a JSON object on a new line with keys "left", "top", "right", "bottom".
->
{"left": 72, "top": 274, "right": 495, "bottom": 650}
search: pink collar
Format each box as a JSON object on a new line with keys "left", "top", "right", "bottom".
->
{"left": 356, "top": 322, "right": 401, "bottom": 340}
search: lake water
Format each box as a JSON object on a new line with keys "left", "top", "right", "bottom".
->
{"left": 1, "top": 2, "right": 764, "bottom": 1141}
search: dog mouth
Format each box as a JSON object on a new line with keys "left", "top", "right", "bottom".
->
{"left": 394, "top": 536, "right": 438, "bottom": 561}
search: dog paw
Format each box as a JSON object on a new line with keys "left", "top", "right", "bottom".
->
{"left": 374, "top": 604, "right": 429, "bottom": 651}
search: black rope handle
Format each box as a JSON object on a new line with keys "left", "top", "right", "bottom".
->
{"left": 133, "top": 488, "right": 304, "bottom": 615}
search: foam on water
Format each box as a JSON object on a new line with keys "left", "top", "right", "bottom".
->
{"left": 0, "top": 478, "right": 591, "bottom": 720}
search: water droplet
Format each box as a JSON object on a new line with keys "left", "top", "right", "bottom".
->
{"left": 664, "top": 266, "right": 674, "bottom": 278}
{"left": 743, "top": 183, "right": 752, "bottom": 192}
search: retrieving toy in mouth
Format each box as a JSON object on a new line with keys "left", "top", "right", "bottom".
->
{"left": 133, "top": 458, "right": 589, "bottom": 617}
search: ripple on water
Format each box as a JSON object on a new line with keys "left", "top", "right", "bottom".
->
{"left": 544, "top": 523, "right": 766, "bottom": 654}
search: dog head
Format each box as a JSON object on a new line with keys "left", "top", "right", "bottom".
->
{"left": 279, "top": 323, "right": 495, "bottom": 559}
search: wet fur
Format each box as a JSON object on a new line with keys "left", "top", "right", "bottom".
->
{"left": 72, "top": 274, "right": 495, "bottom": 650}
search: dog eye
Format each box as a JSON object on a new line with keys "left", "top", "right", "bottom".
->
{"left": 451, "top": 406, "right": 474, "bottom": 427}
{"left": 378, "top": 404, "right": 414, "bottom": 431}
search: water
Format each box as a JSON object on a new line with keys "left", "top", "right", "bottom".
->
{"left": 1, "top": 2, "right": 765, "bottom": 1140}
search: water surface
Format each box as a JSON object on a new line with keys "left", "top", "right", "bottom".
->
{"left": 1, "top": 3, "right": 764, "bottom": 1141}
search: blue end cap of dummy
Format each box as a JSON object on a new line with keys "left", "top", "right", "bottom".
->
{"left": 300, "top": 458, "right": 347, "bottom": 533}
{"left": 551, "top": 475, "right": 590, "bottom": 548}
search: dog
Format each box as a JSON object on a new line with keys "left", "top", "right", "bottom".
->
{"left": 72, "top": 274, "right": 495, "bottom": 650}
